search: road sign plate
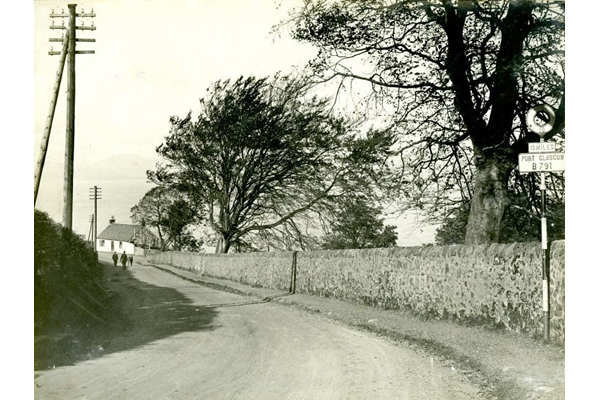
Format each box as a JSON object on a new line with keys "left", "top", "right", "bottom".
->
{"left": 526, "top": 104, "right": 556, "bottom": 137}
{"left": 528, "top": 142, "right": 556, "bottom": 153}
{"left": 518, "top": 152, "right": 565, "bottom": 173}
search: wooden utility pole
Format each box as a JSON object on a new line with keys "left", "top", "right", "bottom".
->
{"left": 89, "top": 186, "right": 102, "bottom": 251}
{"left": 63, "top": 4, "right": 77, "bottom": 229}
{"left": 87, "top": 214, "right": 94, "bottom": 242}
{"left": 39, "top": 4, "right": 95, "bottom": 229}
{"left": 34, "top": 32, "right": 69, "bottom": 206}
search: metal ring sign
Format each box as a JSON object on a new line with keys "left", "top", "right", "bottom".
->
{"left": 526, "top": 104, "right": 555, "bottom": 137}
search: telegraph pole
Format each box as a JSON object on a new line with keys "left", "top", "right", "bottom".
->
{"left": 47, "top": 4, "right": 96, "bottom": 229}
{"left": 34, "top": 31, "right": 69, "bottom": 206}
{"left": 63, "top": 4, "right": 77, "bottom": 229}
{"left": 89, "top": 186, "right": 102, "bottom": 251}
{"left": 87, "top": 214, "right": 94, "bottom": 242}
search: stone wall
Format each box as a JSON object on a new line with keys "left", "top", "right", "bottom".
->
{"left": 150, "top": 250, "right": 294, "bottom": 291}
{"left": 148, "top": 241, "right": 565, "bottom": 344}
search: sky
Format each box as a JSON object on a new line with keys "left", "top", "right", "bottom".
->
{"left": 33, "top": 0, "right": 318, "bottom": 162}
{"left": 32, "top": 0, "right": 438, "bottom": 244}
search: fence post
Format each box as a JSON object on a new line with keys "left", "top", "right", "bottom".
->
{"left": 290, "top": 251, "right": 297, "bottom": 294}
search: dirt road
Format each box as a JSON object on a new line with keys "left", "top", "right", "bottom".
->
{"left": 34, "top": 257, "right": 486, "bottom": 399}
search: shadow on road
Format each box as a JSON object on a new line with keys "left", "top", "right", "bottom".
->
{"left": 34, "top": 259, "right": 218, "bottom": 370}
{"left": 203, "top": 292, "right": 295, "bottom": 308}
{"left": 148, "top": 262, "right": 296, "bottom": 309}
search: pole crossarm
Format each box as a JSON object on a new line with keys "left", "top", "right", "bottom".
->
{"left": 49, "top": 38, "right": 96, "bottom": 42}
{"left": 50, "top": 12, "right": 96, "bottom": 18}
{"left": 49, "top": 25, "right": 96, "bottom": 31}
{"left": 49, "top": 50, "right": 95, "bottom": 55}
{"left": 50, "top": 9, "right": 96, "bottom": 18}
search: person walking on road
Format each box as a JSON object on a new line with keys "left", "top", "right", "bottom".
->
{"left": 112, "top": 252, "right": 118, "bottom": 267}
{"left": 120, "top": 251, "right": 128, "bottom": 270}
{"left": 128, "top": 254, "right": 133, "bottom": 267}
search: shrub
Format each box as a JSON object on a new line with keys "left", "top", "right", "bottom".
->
{"left": 34, "top": 209, "right": 102, "bottom": 334}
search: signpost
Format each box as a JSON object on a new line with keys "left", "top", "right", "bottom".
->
{"left": 518, "top": 152, "right": 565, "bottom": 173}
{"left": 518, "top": 104, "right": 564, "bottom": 342}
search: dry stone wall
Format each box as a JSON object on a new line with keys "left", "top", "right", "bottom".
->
{"left": 148, "top": 241, "right": 565, "bottom": 344}
{"left": 151, "top": 250, "right": 293, "bottom": 291}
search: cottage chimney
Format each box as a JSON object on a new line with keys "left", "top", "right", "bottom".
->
{"left": 109, "top": 215, "right": 116, "bottom": 224}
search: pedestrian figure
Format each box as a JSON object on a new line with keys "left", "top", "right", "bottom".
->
{"left": 120, "top": 251, "right": 128, "bottom": 270}
{"left": 112, "top": 252, "right": 118, "bottom": 267}
{"left": 128, "top": 254, "right": 133, "bottom": 266}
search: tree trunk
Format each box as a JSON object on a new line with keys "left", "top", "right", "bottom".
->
{"left": 215, "top": 235, "right": 231, "bottom": 253}
{"left": 464, "top": 152, "right": 513, "bottom": 245}
{"left": 221, "top": 238, "right": 231, "bottom": 253}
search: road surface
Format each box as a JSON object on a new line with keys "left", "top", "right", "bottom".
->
{"left": 34, "top": 256, "right": 485, "bottom": 399}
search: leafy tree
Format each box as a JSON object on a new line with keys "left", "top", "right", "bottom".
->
{"left": 149, "top": 74, "right": 394, "bottom": 253}
{"left": 434, "top": 202, "right": 470, "bottom": 245}
{"left": 287, "top": 0, "right": 565, "bottom": 244}
{"left": 164, "top": 199, "right": 202, "bottom": 251}
{"left": 131, "top": 186, "right": 169, "bottom": 246}
{"left": 131, "top": 186, "right": 202, "bottom": 251}
{"left": 321, "top": 196, "right": 397, "bottom": 249}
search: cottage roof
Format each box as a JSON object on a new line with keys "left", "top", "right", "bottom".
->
{"left": 97, "top": 223, "right": 152, "bottom": 242}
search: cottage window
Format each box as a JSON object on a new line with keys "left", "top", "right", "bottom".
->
{"left": 99, "top": 240, "right": 105, "bottom": 246}
{"left": 119, "top": 241, "right": 123, "bottom": 249}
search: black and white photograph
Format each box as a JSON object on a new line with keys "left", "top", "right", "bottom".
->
{"left": 30, "top": 0, "right": 573, "bottom": 399}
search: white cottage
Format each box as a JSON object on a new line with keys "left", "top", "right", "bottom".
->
{"left": 96, "top": 216, "right": 159, "bottom": 255}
